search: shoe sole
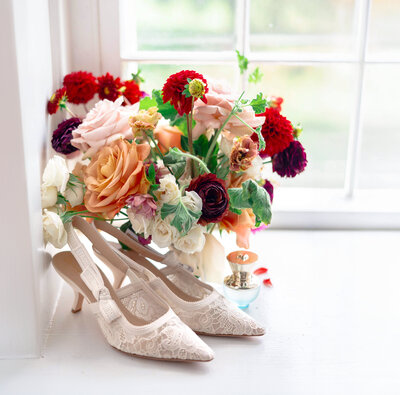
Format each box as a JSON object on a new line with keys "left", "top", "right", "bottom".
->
{"left": 195, "top": 331, "right": 265, "bottom": 337}
{"left": 112, "top": 346, "right": 213, "bottom": 362}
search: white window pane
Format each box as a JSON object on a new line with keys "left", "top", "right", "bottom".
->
{"left": 358, "top": 65, "right": 400, "bottom": 189}
{"left": 122, "top": 62, "right": 238, "bottom": 94}
{"left": 247, "top": 64, "right": 357, "bottom": 188}
{"left": 367, "top": 0, "right": 400, "bottom": 59}
{"left": 120, "top": 0, "right": 236, "bottom": 54}
{"left": 250, "top": 0, "right": 358, "bottom": 54}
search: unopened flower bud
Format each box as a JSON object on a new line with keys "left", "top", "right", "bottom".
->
{"left": 188, "top": 79, "right": 206, "bottom": 98}
{"left": 293, "top": 123, "right": 303, "bottom": 138}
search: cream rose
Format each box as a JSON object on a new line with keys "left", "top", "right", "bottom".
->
{"left": 244, "top": 155, "right": 264, "bottom": 180}
{"left": 152, "top": 216, "right": 178, "bottom": 248}
{"left": 157, "top": 174, "right": 180, "bottom": 204}
{"left": 174, "top": 225, "right": 206, "bottom": 254}
{"left": 41, "top": 185, "right": 58, "bottom": 208}
{"left": 42, "top": 209, "right": 67, "bottom": 248}
{"left": 127, "top": 208, "right": 153, "bottom": 238}
{"left": 64, "top": 182, "right": 84, "bottom": 207}
{"left": 42, "top": 155, "right": 69, "bottom": 193}
{"left": 71, "top": 97, "right": 139, "bottom": 158}
{"left": 181, "top": 191, "right": 202, "bottom": 213}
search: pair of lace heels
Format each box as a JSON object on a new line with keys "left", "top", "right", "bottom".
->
{"left": 52, "top": 216, "right": 265, "bottom": 362}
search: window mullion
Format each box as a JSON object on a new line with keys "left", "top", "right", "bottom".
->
{"left": 344, "top": 0, "right": 372, "bottom": 198}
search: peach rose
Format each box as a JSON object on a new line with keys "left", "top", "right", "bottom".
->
{"left": 193, "top": 81, "right": 265, "bottom": 139}
{"left": 84, "top": 139, "right": 150, "bottom": 218}
{"left": 154, "top": 124, "right": 183, "bottom": 154}
{"left": 71, "top": 97, "right": 139, "bottom": 158}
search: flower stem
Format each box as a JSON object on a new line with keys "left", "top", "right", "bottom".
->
{"left": 204, "top": 91, "right": 245, "bottom": 165}
{"left": 232, "top": 113, "right": 257, "bottom": 134}
{"left": 65, "top": 106, "right": 78, "bottom": 118}
{"left": 186, "top": 96, "right": 196, "bottom": 177}
{"left": 175, "top": 151, "right": 210, "bottom": 174}
{"left": 208, "top": 223, "right": 217, "bottom": 234}
{"left": 145, "top": 131, "right": 174, "bottom": 176}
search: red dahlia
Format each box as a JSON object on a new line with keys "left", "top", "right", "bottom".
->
{"left": 162, "top": 70, "right": 208, "bottom": 116}
{"left": 63, "top": 71, "right": 98, "bottom": 104}
{"left": 98, "top": 73, "right": 121, "bottom": 101}
{"left": 47, "top": 87, "right": 67, "bottom": 114}
{"left": 253, "top": 108, "right": 294, "bottom": 158}
{"left": 121, "top": 79, "right": 141, "bottom": 105}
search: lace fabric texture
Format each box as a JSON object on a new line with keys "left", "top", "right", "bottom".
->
{"left": 149, "top": 267, "right": 266, "bottom": 336}
{"left": 93, "top": 305, "right": 214, "bottom": 361}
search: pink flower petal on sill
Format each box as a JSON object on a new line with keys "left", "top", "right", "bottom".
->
{"left": 254, "top": 267, "right": 268, "bottom": 276}
{"left": 263, "top": 278, "right": 273, "bottom": 287}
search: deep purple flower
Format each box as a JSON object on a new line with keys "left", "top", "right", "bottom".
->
{"left": 187, "top": 173, "right": 229, "bottom": 225}
{"left": 272, "top": 140, "right": 307, "bottom": 178}
{"left": 51, "top": 118, "right": 81, "bottom": 155}
{"left": 263, "top": 179, "right": 274, "bottom": 203}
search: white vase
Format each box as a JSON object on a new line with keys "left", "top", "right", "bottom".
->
{"left": 173, "top": 233, "right": 226, "bottom": 283}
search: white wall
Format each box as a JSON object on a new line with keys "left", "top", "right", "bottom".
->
{"left": 0, "top": 0, "right": 63, "bottom": 358}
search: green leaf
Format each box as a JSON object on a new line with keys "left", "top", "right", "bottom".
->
{"left": 248, "top": 67, "right": 263, "bottom": 84}
{"left": 249, "top": 92, "right": 267, "bottom": 114}
{"left": 139, "top": 96, "right": 157, "bottom": 110}
{"left": 161, "top": 200, "right": 201, "bottom": 235}
{"left": 254, "top": 126, "right": 265, "bottom": 151}
{"left": 163, "top": 148, "right": 187, "bottom": 180}
{"left": 56, "top": 192, "right": 68, "bottom": 206}
{"left": 193, "top": 134, "right": 209, "bottom": 158}
{"left": 147, "top": 163, "right": 156, "bottom": 183}
{"left": 228, "top": 179, "right": 272, "bottom": 225}
{"left": 229, "top": 206, "right": 242, "bottom": 215}
{"left": 236, "top": 50, "right": 248, "bottom": 74}
{"left": 216, "top": 159, "right": 230, "bottom": 180}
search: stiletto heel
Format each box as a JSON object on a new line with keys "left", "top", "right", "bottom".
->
{"left": 71, "top": 290, "right": 84, "bottom": 313}
{"left": 51, "top": 215, "right": 213, "bottom": 362}
{"left": 93, "top": 220, "right": 265, "bottom": 337}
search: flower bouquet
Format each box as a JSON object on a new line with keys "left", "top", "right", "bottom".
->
{"left": 41, "top": 67, "right": 307, "bottom": 279}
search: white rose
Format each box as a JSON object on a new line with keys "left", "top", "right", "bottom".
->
{"left": 152, "top": 216, "right": 178, "bottom": 248}
{"left": 42, "top": 209, "right": 67, "bottom": 248}
{"left": 127, "top": 208, "right": 153, "bottom": 238}
{"left": 174, "top": 225, "right": 206, "bottom": 254}
{"left": 181, "top": 191, "right": 202, "bottom": 213}
{"left": 42, "top": 156, "right": 69, "bottom": 193}
{"left": 244, "top": 155, "right": 264, "bottom": 180}
{"left": 41, "top": 185, "right": 58, "bottom": 208}
{"left": 64, "top": 183, "right": 84, "bottom": 207}
{"left": 157, "top": 174, "right": 180, "bottom": 204}
{"left": 220, "top": 135, "right": 234, "bottom": 157}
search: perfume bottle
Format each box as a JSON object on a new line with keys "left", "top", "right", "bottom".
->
{"left": 223, "top": 250, "right": 261, "bottom": 309}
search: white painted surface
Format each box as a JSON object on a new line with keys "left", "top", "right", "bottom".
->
{"left": 0, "top": 0, "right": 62, "bottom": 358}
{"left": 1, "top": 230, "right": 399, "bottom": 394}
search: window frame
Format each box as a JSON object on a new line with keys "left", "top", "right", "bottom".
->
{"left": 91, "top": 0, "right": 400, "bottom": 229}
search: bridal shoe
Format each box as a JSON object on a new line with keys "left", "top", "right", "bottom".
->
{"left": 52, "top": 216, "right": 214, "bottom": 362}
{"left": 93, "top": 220, "right": 265, "bottom": 337}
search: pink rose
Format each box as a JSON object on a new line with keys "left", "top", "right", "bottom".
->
{"left": 192, "top": 81, "right": 265, "bottom": 139}
{"left": 126, "top": 193, "right": 157, "bottom": 218}
{"left": 71, "top": 97, "right": 138, "bottom": 158}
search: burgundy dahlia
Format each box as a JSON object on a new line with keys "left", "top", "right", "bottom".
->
{"left": 272, "top": 140, "right": 307, "bottom": 178}
{"left": 51, "top": 117, "right": 82, "bottom": 155}
{"left": 187, "top": 173, "right": 229, "bottom": 225}
{"left": 263, "top": 179, "right": 274, "bottom": 203}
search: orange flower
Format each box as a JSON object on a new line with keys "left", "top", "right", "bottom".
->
{"left": 154, "top": 125, "right": 183, "bottom": 154}
{"left": 220, "top": 172, "right": 255, "bottom": 248}
{"left": 220, "top": 209, "right": 255, "bottom": 249}
{"left": 83, "top": 139, "right": 150, "bottom": 218}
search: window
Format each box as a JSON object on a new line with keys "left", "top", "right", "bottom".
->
{"left": 96, "top": 0, "right": 400, "bottom": 227}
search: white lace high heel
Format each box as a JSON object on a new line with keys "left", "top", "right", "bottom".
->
{"left": 93, "top": 220, "right": 265, "bottom": 337}
{"left": 52, "top": 216, "right": 214, "bottom": 362}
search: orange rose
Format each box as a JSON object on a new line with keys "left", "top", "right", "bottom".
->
{"left": 154, "top": 125, "right": 183, "bottom": 154}
{"left": 84, "top": 139, "right": 150, "bottom": 218}
{"left": 220, "top": 209, "right": 256, "bottom": 249}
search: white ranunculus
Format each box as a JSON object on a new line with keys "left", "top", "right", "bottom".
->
{"left": 41, "top": 185, "right": 58, "bottom": 208}
{"left": 127, "top": 208, "right": 153, "bottom": 238}
{"left": 152, "top": 215, "right": 178, "bottom": 248}
{"left": 157, "top": 174, "right": 180, "bottom": 204}
{"left": 64, "top": 183, "right": 84, "bottom": 207}
{"left": 42, "top": 156, "right": 70, "bottom": 193}
{"left": 182, "top": 190, "right": 202, "bottom": 213}
{"left": 174, "top": 225, "right": 206, "bottom": 254}
{"left": 42, "top": 209, "right": 67, "bottom": 248}
{"left": 244, "top": 155, "right": 264, "bottom": 180}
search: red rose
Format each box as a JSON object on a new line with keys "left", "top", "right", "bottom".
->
{"left": 253, "top": 108, "right": 293, "bottom": 158}
{"left": 63, "top": 71, "right": 98, "bottom": 104}
{"left": 187, "top": 173, "right": 229, "bottom": 225}
{"left": 162, "top": 70, "right": 208, "bottom": 116}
